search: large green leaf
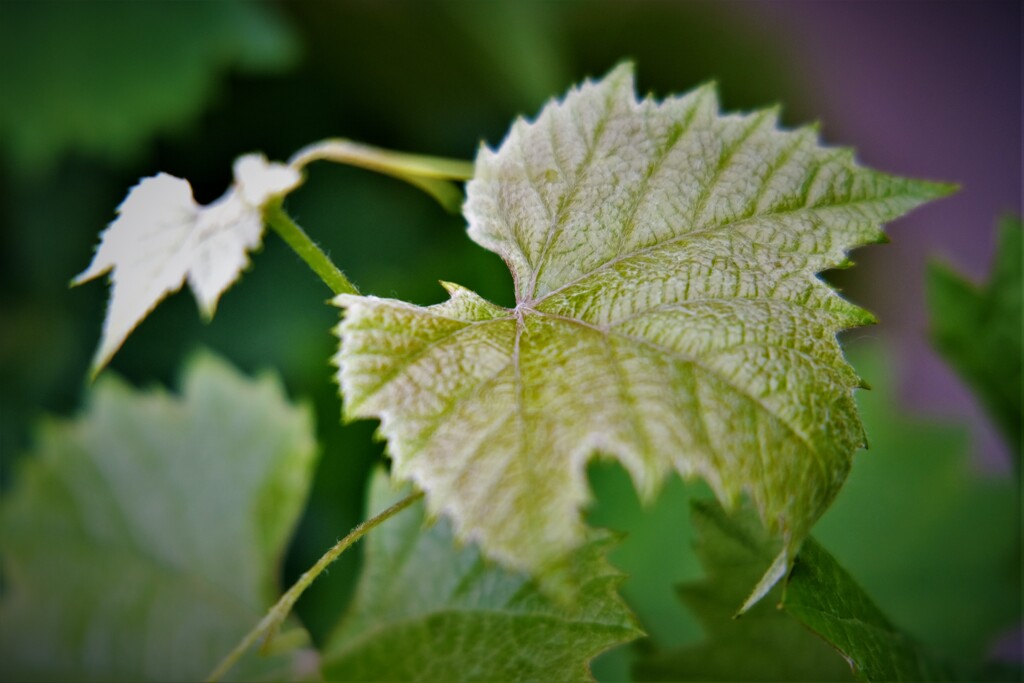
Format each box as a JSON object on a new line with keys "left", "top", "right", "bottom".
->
{"left": 334, "top": 64, "right": 953, "bottom": 590}
{"left": 0, "top": 353, "right": 318, "bottom": 682}
{"left": 785, "top": 538, "right": 954, "bottom": 682}
{"left": 320, "top": 469, "right": 641, "bottom": 682}
{"left": 0, "top": 1, "right": 297, "bottom": 173}
{"left": 814, "top": 344, "right": 1021, "bottom": 662}
{"left": 634, "top": 500, "right": 854, "bottom": 682}
{"left": 927, "top": 216, "right": 1022, "bottom": 459}
{"left": 636, "top": 500, "right": 952, "bottom": 682}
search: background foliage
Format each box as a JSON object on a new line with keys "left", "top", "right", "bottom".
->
{"left": 0, "top": 1, "right": 1019, "bottom": 680}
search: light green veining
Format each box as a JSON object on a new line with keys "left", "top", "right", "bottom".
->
{"left": 334, "top": 64, "right": 954, "bottom": 590}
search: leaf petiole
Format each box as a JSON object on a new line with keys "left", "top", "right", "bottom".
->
{"left": 205, "top": 489, "right": 424, "bottom": 683}
{"left": 290, "top": 138, "right": 474, "bottom": 180}
{"left": 289, "top": 139, "right": 474, "bottom": 213}
{"left": 264, "top": 201, "right": 359, "bottom": 296}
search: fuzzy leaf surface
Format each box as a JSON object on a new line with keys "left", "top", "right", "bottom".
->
{"left": 335, "top": 64, "right": 952, "bottom": 587}
{"left": 320, "top": 469, "right": 640, "bottom": 682}
{"left": 74, "top": 155, "right": 301, "bottom": 373}
{"left": 927, "top": 216, "right": 1022, "bottom": 458}
{"left": 0, "top": 353, "right": 318, "bottom": 682}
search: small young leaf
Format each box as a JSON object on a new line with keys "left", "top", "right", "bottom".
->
{"left": 0, "top": 352, "right": 319, "bottom": 682}
{"left": 320, "top": 469, "right": 641, "bottom": 682}
{"left": 334, "top": 64, "right": 953, "bottom": 592}
{"left": 74, "top": 155, "right": 301, "bottom": 374}
{"left": 927, "top": 216, "right": 1022, "bottom": 458}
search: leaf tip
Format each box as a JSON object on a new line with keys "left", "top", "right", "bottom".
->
{"left": 86, "top": 362, "right": 104, "bottom": 384}
{"left": 606, "top": 59, "right": 637, "bottom": 81}
{"left": 923, "top": 179, "right": 960, "bottom": 199}
{"left": 736, "top": 548, "right": 790, "bottom": 616}
{"left": 439, "top": 280, "right": 467, "bottom": 297}
{"left": 197, "top": 299, "right": 218, "bottom": 323}
{"left": 856, "top": 309, "right": 880, "bottom": 327}
{"left": 70, "top": 267, "right": 99, "bottom": 289}
{"left": 332, "top": 292, "right": 363, "bottom": 309}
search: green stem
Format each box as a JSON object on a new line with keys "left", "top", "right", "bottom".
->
{"left": 264, "top": 202, "right": 359, "bottom": 296}
{"left": 205, "top": 490, "right": 424, "bottom": 683}
{"left": 289, "top": 139, "right": 474, "bottom": 213}
{"left": 289, "top": 139, "right": 474, "bottom": 180}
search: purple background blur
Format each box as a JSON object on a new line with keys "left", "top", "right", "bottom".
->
{"left": 757, "top": 0, "right": 1021, "bottom": 469}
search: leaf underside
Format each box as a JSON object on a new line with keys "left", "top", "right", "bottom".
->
{"left": 0, "top": 353, "right": 318, "bottom": 682}
{"left": 321, "top": 469, "right": 640, "bottom": 682}
{"left": 334, "top": 63, "right": 953, "bottom": 591}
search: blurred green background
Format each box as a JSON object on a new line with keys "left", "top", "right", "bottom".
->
{"left": 0, "top": 0, "right": 1019, "bottom": 676}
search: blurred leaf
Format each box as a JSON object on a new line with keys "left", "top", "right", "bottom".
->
{"left": 785, "top": 537, "right": 954, "bottom": 682}
{"left": 0, "top": 352, "right": 319, "bottom": 682}
{"left": 815, "top": 343, "right": 1021, "bottom": 661}
{"left": 585, "top": 464, "right": 706, "bottom": 680}
{"left": 0, "top": 1, "right": 298, "bottom": 173}
{"left": 634, "top": 501, "right": 855, "bottom": 682}
{"left": 320, "top": 469, "right": 641, "bottom": 682}
{"left": 927, "top": 216, "right": 1022, "bottom": 459}
{"left": 440, "top": 0, "right": 570, "bottom": 110}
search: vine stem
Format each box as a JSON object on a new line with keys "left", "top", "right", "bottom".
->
{"left": 205, "top": 490, "right": 424, "bottom": 683}
{"left": 264, "top": 202, "right": 359, "bottom": 296}
{"left": 289, "top": 139, "right": 474, "bottom": 213}
{"left": 289, "top": 138, "right": 474, "bottom": 180}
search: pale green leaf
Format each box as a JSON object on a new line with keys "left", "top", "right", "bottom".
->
{"left": 320, "top": 468, "right": 641, "bottom": 682}
{"left": 74, "top": 155, "right": 301, "bottom": 374}
{"left": 0, "top": 352, "right": 319, "bottom": 682}
{"left": 334, "top": 64, "right": 953, "bottom": 591}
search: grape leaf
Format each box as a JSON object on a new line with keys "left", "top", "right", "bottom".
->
{"left": 334, "top": 63, "right": 954, "bottom": 592}
{"left": 784, "top": 539, "right": 955, "bottom": 682}
{"left": 927, "top": 216, "right": 1022, "bottom": 459}
{"left": 814, "top": 343, "right": 1021, "bottom": 662}
{"left": 0, "top": 1, "right": 297, "bottom": 173}
{"left": 636, "top": 501, "right": 953, "bottom": 683}
{"left": 0, "top": 352, "right": 319, "bottom": 682}
{"left": 320, "top": 468, "right": 641, "bottom": 682}
{"left": 634, "top": 500, "right": 854, "bottom": 682}
{"left": 74, "top": 155, "right": 301, "bottom": 374}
